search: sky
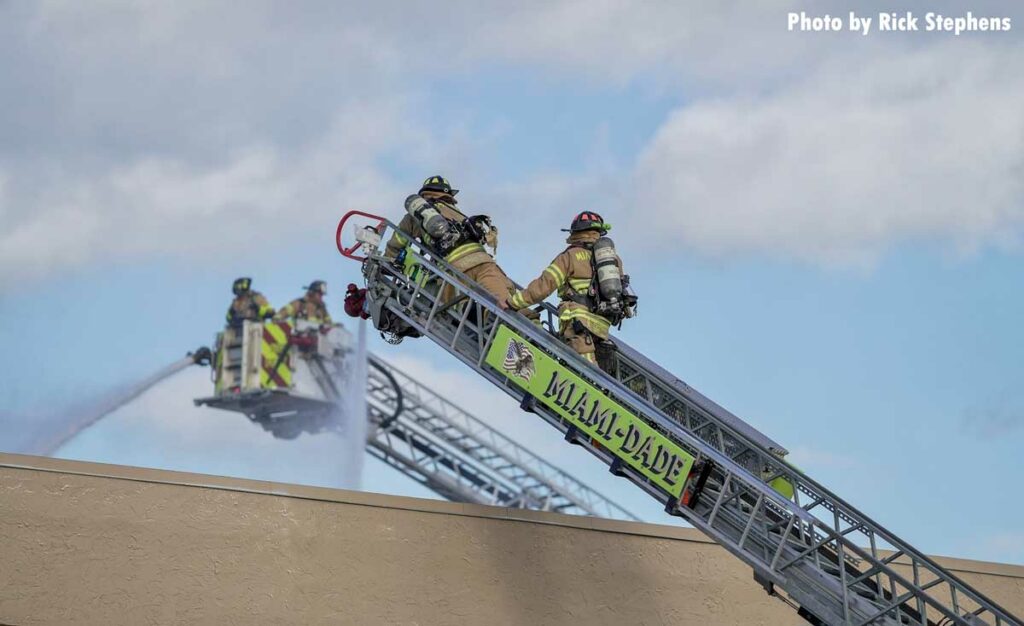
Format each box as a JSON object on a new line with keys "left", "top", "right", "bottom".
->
{"left": 1, "top": 1, "right": 1023, "bottom": 566}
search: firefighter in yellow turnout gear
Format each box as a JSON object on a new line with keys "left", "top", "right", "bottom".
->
{"left": 384, "top": 175, "right": 516, "bottom": 304}
{"left": 226, "top": 277, "right": 275, "bottom": 326}
{"left": 506, "top": 212, "right": 636, "bottom": 370}
{"left": 276, "top": 280, "right": 333, "bottom": 327}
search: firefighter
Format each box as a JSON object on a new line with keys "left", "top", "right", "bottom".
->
{"left": 503, "top": 211, "right": 636, "bottom": 370}
{"left": 384, "top": 175, "right": 516, "bottom": 304}
{"left": 226, "top": 277, "right": 275, "bottom": 326}
{"left": 276, "top": 280, "right": 333, "bottom": 327}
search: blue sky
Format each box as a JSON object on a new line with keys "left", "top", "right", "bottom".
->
{"left": 1, "top": 2, "right": 1023, "bottom": 566}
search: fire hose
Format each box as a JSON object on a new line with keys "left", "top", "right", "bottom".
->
{"left": 368, "top": 356, "right": 403, "bottom": 430}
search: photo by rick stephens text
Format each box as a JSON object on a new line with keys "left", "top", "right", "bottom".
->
{"left": 788, "top": 11, "right": 1012, "bottom": 36}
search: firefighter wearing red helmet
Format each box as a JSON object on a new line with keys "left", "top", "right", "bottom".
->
{"left": 505, "top": 211, "right": 636, "bottom": 372}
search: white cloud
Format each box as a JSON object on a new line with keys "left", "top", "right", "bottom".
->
{"left": 2, "top": 1, "right": 1023, "bottom": 287}
{"left": 463, "top": 0, "right": 850, "bottom": 88}
{"left": 632, "top": 41, "right": 1024, "bottom": 266}
{"left": 0, "top": 2, "right": 442, "bottom": 286}
{"left": 0, "top": 100, "right": 419, "bottom": 284}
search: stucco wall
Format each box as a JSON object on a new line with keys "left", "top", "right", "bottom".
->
{"left": 1, "top": 453, "right": 1021, "bottom": 625}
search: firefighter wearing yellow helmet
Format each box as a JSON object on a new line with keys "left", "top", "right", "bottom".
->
{"left": 276, "top": 280, "right": 333, "bottom": 326}
{"left": 385, "top": 175, "right": 515, "bottom": 304}
{"left": 226, "top": 277, "right": 275, "bottom": 326}
{"left": 504, "top": 212, "right": 637, "bottom": 371}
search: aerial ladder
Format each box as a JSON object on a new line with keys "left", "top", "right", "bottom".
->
{"left": 337, "top": 210, "right": 1021, "bottom": 626}
{"left": 193, "top": 318, "right": 635, "bottom": 520}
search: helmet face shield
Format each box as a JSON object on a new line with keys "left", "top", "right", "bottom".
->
{"left": 564, "top": 211, "right": 610, "bottom": 233}
{"left": 233, "top": 277, "right": 252, "bottom": 295}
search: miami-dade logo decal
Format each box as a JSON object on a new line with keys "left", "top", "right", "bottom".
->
{"left": 502, "top": 338, "right": 536, "bottom": 382}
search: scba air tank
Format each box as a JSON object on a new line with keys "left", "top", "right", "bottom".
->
{"left": 404, "top": 194, "right": 450, "bottom": 241}
{"left": 593, "top": 237, "right": 622, "bottom": 302}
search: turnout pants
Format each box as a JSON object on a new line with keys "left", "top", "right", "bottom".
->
{"left": 465, "top": 261, "right": 515, "bottom": 303}
{"left": 560, "top": 320, "right": 598, "bottom": 364}
{"left": 440, "top": 259, "right": 515, "bottom": 305}
{"left": 559, "top": 318, "right": 617, "bottom": 374}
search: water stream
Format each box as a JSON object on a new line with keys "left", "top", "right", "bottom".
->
{"left": 336, "top": 319, "right": 369, "bottom": 489}
{"left": 24, "top": 356, "right": 197, "bottom": 456}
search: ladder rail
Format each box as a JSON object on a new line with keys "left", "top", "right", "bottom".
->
{"left": 367, "top": 353, "right": 639, "bottom": 521}
{"left": 298, "top": 333, "right": 632, "bottom": 516}
{"left": 362, "top": 415, "right": 499, "bottom": 506}
{"left": 364, "top": 368, "right": 581, "bottom": 512}
{"left": 362, "top": 255, "right": 876, "bottom": 624}
{"left": 370, "top": 371, "right": 614, "bottom": 515}
{"left": 348, "top": 219, "right": 1021, "bottom": 626}
{"left": 305, "top": 342, "right": 637, "bottom": 518}
{"left": 368, "top": 399, "right": 519, "bottom": 499}
{"left": 509, "top": 260, "right": 1017, "bottom": 626}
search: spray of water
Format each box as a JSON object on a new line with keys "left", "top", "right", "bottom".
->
{"left": 13, "top": 325, "right": 371, "bottom": 494}
{"left": 336, "top": 319, "right": 369, "bottom": 489}
{"left": 24, "top": 356, "right": 197, "bottom": 457}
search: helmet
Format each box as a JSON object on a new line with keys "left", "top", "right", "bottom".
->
{"left": 562, "top": 211, "right": 610, "bottom": 233}
{"left": 304, "top": 280, "right": 327, "bottom": 295}
{"left": 232, "top": 277, "right": 252, "bottom": 295}
{"left": 419, "top": 175, "right": 459, "bottom": 197}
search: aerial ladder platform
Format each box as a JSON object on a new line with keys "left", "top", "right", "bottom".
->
{"left": 194, "top": 319, "right": 635, "bottom": 520}
{"left": 337, "top": 210, "right": 1021, "bottom": 626}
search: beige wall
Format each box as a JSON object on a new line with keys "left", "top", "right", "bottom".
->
{"left": 1, "top": 453, "right": 1021, "bottom": 626}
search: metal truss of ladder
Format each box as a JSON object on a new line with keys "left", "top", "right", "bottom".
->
{"left": 361, "top": 352, "right": 638, "bottom": 520}
{"left": 198, "top": 333, "right": 633, "bottom": 519}
{"left": 347, "top": 220, "right": 1020, "bottom": 626}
